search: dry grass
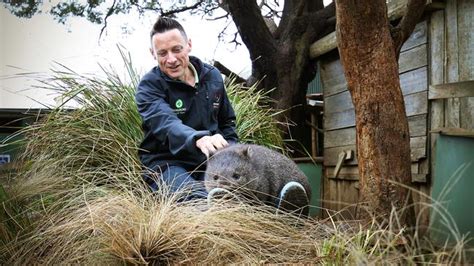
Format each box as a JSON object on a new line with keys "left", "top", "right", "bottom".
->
{"left": 3, "top": 181, "right": 471, "bottom": 264}
{"left": 5, "top": 186, "right": 322, "bottom": 264}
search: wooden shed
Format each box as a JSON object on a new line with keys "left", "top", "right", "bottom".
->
{"left": 308, "top": 0, "right": 474, "bottom": 226}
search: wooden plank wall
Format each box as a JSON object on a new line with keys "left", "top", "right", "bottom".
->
{"left": 428, "top": 0, "right": 474, "bottom": 226}
{"left": 319, "top": 0, "right": 474, "bottom": 222}
{"left": 320, "top": 21, "right": 430, "bottom": 218}
{"left": 437, "top": 0, "right": 474, "bottom": 130}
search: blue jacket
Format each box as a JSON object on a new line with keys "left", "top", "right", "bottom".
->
{"left": 136, "top": 56, "right": 238, "bottom": 172}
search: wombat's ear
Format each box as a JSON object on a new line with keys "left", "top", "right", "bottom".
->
{"left": 240, "top": 146, "right": 253, "bottom": 158}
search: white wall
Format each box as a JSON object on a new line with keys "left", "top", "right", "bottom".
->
{"left": 0, "top": 5, "right": 251, "bottom": 109}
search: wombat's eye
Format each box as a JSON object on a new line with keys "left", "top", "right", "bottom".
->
{"left": 232, "top": 173, "right": 241, "bottom": 180}
{"left": 213, "top": 175, "right": 219, "bottom": 180}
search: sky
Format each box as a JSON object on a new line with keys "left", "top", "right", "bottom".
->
{"left": 0, "top": 3, "right": 252, "bottom": 109}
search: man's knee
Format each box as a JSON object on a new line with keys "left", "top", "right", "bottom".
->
{"left": 142, "top": 165, "right": 207, "bottom": 200}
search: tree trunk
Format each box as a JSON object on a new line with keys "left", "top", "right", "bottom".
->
{"left": 335, "top": 0, "right": 414, "bottom": 226}
{"left": 225, "top": 1, "right": 335, "bottom": 153}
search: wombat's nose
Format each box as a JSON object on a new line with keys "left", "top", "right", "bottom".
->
{"left": 213, "top": 175, "right": 219, "bottom": 180}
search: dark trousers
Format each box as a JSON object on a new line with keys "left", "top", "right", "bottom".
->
{"left": 144, "top": 165, "right": 208, "bottom": 201}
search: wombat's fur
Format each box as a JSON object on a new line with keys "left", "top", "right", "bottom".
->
{"left": 204, "top": 144, "right": 312, "bottom": 206}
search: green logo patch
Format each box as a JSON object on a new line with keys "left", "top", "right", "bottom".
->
{"left": 175, "top": 99, "right": 183, "bottom": 108}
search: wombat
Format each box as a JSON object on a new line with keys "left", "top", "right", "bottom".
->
{"left": 204, "top": 144, "right": 312, "bottom": 209}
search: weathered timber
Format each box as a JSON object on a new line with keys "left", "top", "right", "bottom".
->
{"left": 400, "top": 20, "right": 428, "bottom": 52}
{"left": 408, "top": 114, "right": 428, "bottom": 137}
{"left": 322, "top": 44, "right": 428, "bottom": 98}
{"left": 325, "top": 90, "right": 427, "bottom": 131}
{"left": 429, "top": 81, "right": 474, "bottom": 99}
{"left": 310, "top": 0, "right": 433, "bottom": 59}
{"left": 400, "top": 66, "right": 428, "bottom": 95}
{"left": 429, "top": 10, "right": 445, "bottom": 186}
{"left": 410, "top": 136, "right": 427, "bottom": 161}
{"left": 324, "top": 127, "right": 356, "bottom": 148}
{"left": 325, "top": 115, "right": 427, "bottom": 148}
{"left": 405, "top": 91, "right": 428, "bottom": 117}
{"left": 324, "top": 109, "right": 356, "bottom": 131}
{"left": 430, "top": 127, "right": 474, "bottom": 138}
{"left": 320, "top": 57, "right": 346, "bottom": 97}
{"left": 458, "top": 0, "right": 474, "bottom": 129}
{"left": 325, "top": 162, "right": 427, "bottom": 181}
{"left": 399, "top": 44, "right": 428, "bottom": 74}
{"left": 445, "top": 0, "right": 461, "bottom": 128}
{"left": 324, "top": 137, "right": 427, "bottom": 166}
{"left": 323, "top": 178, "right": 359, "bottom": 219}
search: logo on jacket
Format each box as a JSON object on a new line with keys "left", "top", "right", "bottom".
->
{"left": 213, "top": 93, "right": 221, "bottom": 110}
{"left": 173, "top": 99, "right": 186, "bottom": 115}
{"left": 175, "top": 99, "right": 184, "bottom": 108}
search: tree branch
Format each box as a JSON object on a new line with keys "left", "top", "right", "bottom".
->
{"left": 98, "top": 0, "right": 117, "bottom": 40}
{"left": 275, "top": 0, "right": 322, "bottom": 38}
{"left": 310, "top": 2, "right": 335, "bottom": 26}
{"left": 261, "top": 2, "right": 282, "bottom": 18}
{"left": 130, "top": 2, "right": 160, "bottom": 15}
{"left": 207, "top": 12, "right": 230, "bottom": 21}
{"left": 218, "top": 0, "right": 230, "bottom": 13}
{"left": 230, "top": 31, "right": 242, "bottom": 47}
{"left": 281, "top": 2, "right": 334, "bottom": 41}
{"left": 226, "top": 0, "right": 277, "bottom": 69}
{"left": 391, "top": 0, "right": 426, "bottom": 56}
{"left": 161, "top": 1, "right": 204, "bottom": 17}
{"left": 274, "top": 0, "right": 294, "bottom": 38}
{"left": 213, "top": 60, "right": 246, "bottom": 83}
{"left": 263, "top": 17, "right": 278, "bottom": 37}
{"left": 306, "top": 2, "right": 336, "bottom": 38}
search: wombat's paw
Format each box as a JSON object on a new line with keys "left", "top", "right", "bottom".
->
{"left": 276, "top": 181, "right": 310, "bottom": 217}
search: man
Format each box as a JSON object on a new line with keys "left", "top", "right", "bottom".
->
{"left": 136, "top": 17, "right": 309, "bottom": 214}
{"left": 135, "top": 17, "right": 237, "bottom": 200}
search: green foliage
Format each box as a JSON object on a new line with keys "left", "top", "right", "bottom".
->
{"left": 225, "top": 77, "right": 286, "bottom": 152}
{"left": 2, "top": 0, "right": 41, "bottom": 18}
{"left": 19, "top": 68, "right": 143, "bottom": 189}
{"left": 2, "top": 1, "right": 217, "bottom": 25}
{"left": 50, "top": 1, "right": 105, "bottom": 24}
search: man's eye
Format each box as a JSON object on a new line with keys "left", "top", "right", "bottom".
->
{"left": 158, "top": 51, "right": 167, "bottom": 57}
{"left": 172, "top": 47, "right": 183, "bottom": 53}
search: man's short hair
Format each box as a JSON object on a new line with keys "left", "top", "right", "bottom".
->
{"left": 150, "top": 17, "right": 188, "bottom": 41}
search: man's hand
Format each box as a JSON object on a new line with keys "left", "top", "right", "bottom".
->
{"left": 196, "top": 134, "right": 229, "bottom": 158}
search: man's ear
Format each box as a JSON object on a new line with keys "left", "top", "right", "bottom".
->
{"left": 149, "top": 47, "right": 156, "bottom": 60}
{"left": 187, "top": 38, "right": 192, "bottom": 52}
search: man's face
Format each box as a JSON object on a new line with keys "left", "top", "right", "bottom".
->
{"left": 150, "top": 29, "right": 192, "bottom": 81}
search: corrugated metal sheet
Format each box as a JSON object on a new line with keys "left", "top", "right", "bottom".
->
{"left": 307, "top": 62, "right": 323, "bottom": 95}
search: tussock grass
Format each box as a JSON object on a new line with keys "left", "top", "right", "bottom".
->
{"left": 6, "top": 189, "right": 321, "bottom": 264}
{"left": 0, "top": 54, "right": 471, "bottom": 264}
{"left": 5, "top": 185, "right": 470, "bottom": 264}
{"left": 226, "top": 77, "right": 286, "bottom": 151}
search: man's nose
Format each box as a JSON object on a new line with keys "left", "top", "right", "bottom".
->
{"left": 167, "top": 53, "right": 177, "bottom": 64}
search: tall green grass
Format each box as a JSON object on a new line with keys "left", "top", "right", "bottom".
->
{"left": 226, "top": 77, "right": 286, "bottom": 151}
